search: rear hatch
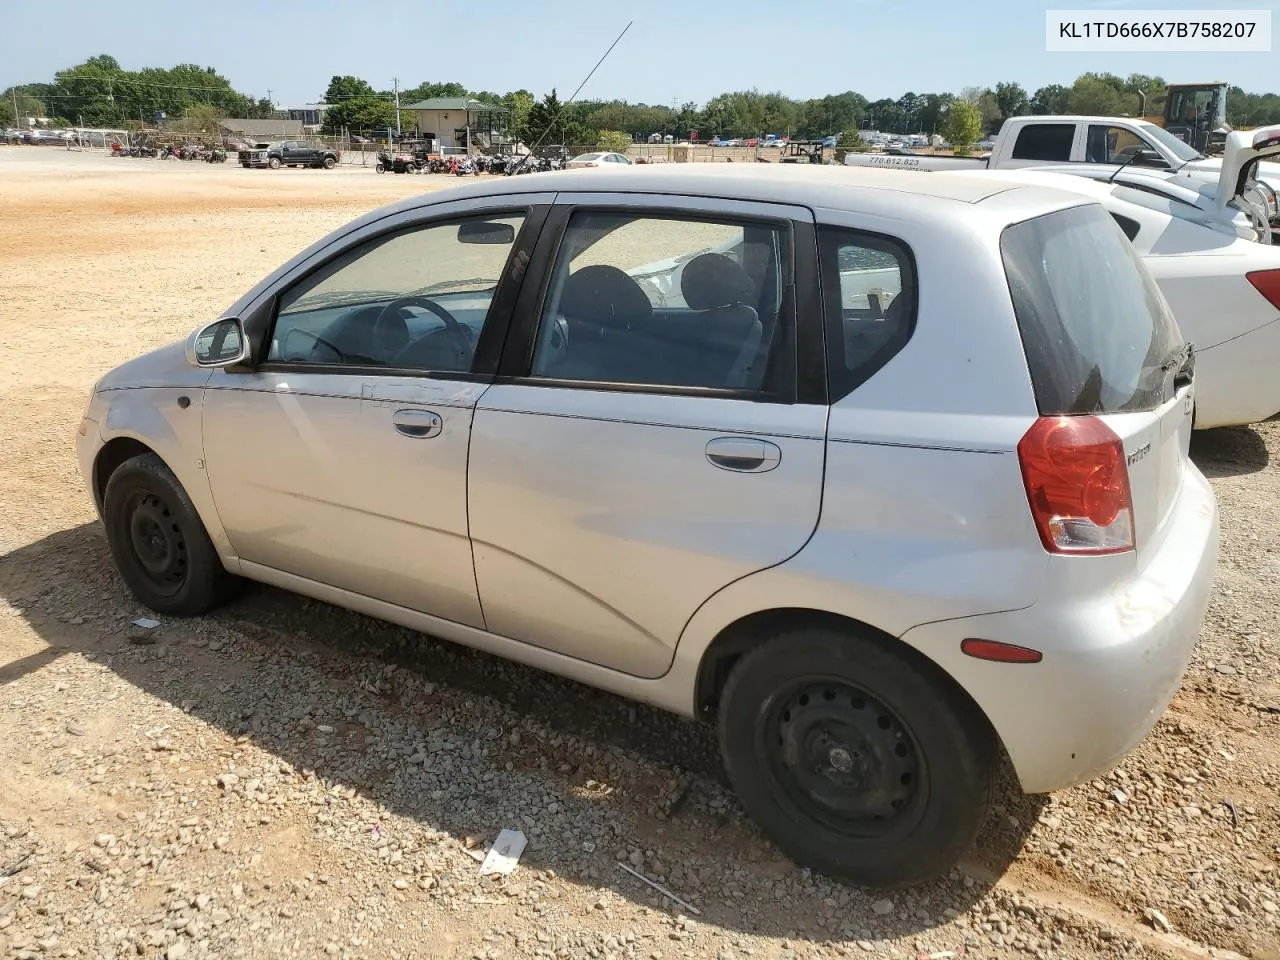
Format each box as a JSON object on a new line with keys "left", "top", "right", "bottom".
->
{"left": 1213, "top": 124, "right": 1280, "bottom": 216}
{"left": 1000, "top": 203, "right": 1193, "bottom": 557}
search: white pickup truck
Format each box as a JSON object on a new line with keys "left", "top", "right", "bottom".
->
{"left": 846, "top": 114, "right": 1274, "bottom": 181}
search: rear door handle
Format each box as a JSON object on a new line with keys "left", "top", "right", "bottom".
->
{"left": 705, "top": 436, "right": 781, "bottom": 473}
{"left": 391, "top": 408, "right": 442, "bottom": 439}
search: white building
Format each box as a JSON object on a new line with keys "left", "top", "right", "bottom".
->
{"left": 402, "top": 97, "right": 507, "bottom": 151}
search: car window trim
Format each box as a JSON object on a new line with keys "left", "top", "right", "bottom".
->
{"left": 246, "top": 199, "right": 553, "bottom": 381}
{"left": 494, "top": 195, "right": 821, "bottom": 406}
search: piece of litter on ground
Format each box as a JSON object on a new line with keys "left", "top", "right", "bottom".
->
{"left": 616, "top": 861, "right": 701, "bottom": 916}
{"left": 478, "top": 829, "right": 527, "bottom": 876}
{"left": 132, "top": 618, "right": 160, "bottom": 629}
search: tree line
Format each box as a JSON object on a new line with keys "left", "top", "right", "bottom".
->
{"left": 7, "top": 57, "right": 1280, "bottom": 146}
{"left": 2, "top": 55, "right": 273, "bottom": 128}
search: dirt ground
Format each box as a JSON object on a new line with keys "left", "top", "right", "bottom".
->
{"left": 1, "top": 147, "right": 1278, "bottom": 960}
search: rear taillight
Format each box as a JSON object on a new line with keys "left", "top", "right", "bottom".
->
{"left": 1247, "top": 269, "right": 1280, "bottom": 310}
{"left": 1017, "top": 416, "right": 1134, "bottom": 555}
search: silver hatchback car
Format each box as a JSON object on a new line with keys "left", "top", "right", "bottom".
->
{"left": 77, "top": 165, "right": 1218, "bottom": 888}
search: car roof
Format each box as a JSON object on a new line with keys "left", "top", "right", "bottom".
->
{"left": 384, "top": 163, "right": 1091, "bottom": 212}
{"left": 1000, "top": 115, "right": 1159, "bottom": 126}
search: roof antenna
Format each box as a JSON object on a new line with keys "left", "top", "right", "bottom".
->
{"left": 512, "top": 20, "right": 633, "bottom": 173}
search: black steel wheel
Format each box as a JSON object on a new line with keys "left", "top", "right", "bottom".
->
{"left": 102, "top": 453, "right": 239, "bottom": 616}
{"left": 718, "top": 625, "right": 995, "bottom": 888}
{"left": 763, "top": 678, "right": 925, "bottom": 836}
{"left": 122, "top": 489, "right": 189, "bottom": 599}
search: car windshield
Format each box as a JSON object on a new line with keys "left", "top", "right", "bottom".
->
{"left": 575, "top": 153, "right": 602, "bottom": 162}
{"left": 1137, "top": 122, "right": 1204, "bottom": 163}
{"left": 1001, "top": 203, "right": 1184, "bottom": 415}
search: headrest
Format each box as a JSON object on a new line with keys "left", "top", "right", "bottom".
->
{"left": 559, "top": 264, "right": 653, "bottom": 328}
{"left": 680, "top": 253, "right": 757, "bottom": 310}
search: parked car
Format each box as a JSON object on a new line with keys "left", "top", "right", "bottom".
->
{"left": 564, "top": 151, "right": 633, "bottom": 169}
{"left": 77, "top": 164, "right": 1216, "bottom": 888}
{"left": 843, "top": 114, "right": 1280, "bottom": 198}
{"left": 953, "top": 165, "right": 1280, "bottom": 429}
{"left": 241, "top": 140, "right": 340, "bottom": 169}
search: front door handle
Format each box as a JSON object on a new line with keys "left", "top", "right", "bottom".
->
{"left": 391, "top": 408, "right": 442, "bottom": 439}
{"left": 705, "top": 436, "right": 781, "bottom": 473}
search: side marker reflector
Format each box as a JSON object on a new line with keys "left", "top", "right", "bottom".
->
{"left": 960, "top": 638, "right": 1043, "bottom": 664}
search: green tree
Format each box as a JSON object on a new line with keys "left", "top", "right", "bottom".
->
{"left": 323, "top": 96, "right": 397, "bottom": 135}
{"left": 977, "top": 90, "right": 1003, "bottom": 135}
{"left": 597, "top": 130, "right": 633, "bottom": 152}
{"left": 1030, "top": 84, "right": 1072, "bottom": 114}
{"left": 916, "top": 93, "right": 953, "bottom": 135}
{"left": 2, "top": 87, "right": 46, "bottom": 125}
{"left": 795, "top": 91, "right": 867, "bottom": 139}
{"left": 502, "top": 89, "right": 535, "bottom": 142}
{"left": 833, "top": 128, "right": 867, "bottom": 163}
{"left": 943, "top": 100, "right": 982, "bottom": 151}
{"left": 868, "top": 98, "right": 901, "bottom": 133}
{"left": 170, "top": 103, "right": 224, "bottom": 137}
{"left": 525, "top": 89, "right": 590, "bottom": 145}
{"left": 1069, "top": 75, "right": 1126, "bottom": 115}
{"left": 324, "top": 75, "right": 375, "bottom": 103}
{"left": 399, "top": 80, "right": 468, "bottom": 104}
{"left": 993, "top": 82, "right": 1029, "bottom": 120}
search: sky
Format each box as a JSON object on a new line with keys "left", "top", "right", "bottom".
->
{"left": 4, "top": 0, "right": 1278, "bottom": 107}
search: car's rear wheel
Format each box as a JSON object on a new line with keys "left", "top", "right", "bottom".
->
{"left": 103, "top": 453, "right": 239, "bottom": 616}
{"left": 718, "top": 625, "right": 995, "bottom": 888}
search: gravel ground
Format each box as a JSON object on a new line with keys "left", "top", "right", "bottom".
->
{"left": 0, "top": 147, "right": 1277, "bottom": 960}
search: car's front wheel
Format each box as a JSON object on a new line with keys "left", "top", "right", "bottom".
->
{"left": 718, "top": 625, "right": 995, "bottom": 888}
{"left": 268, "top": 157, "right": 281, "bottom": 169}
{"left": 323, "top": 156, "right": 336, "bottom": 169}
{"left": 102, "top": 453, "right": 238, "bottom": 616}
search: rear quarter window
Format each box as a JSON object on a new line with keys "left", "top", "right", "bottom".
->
{"left": 1000, "top": 203, "right": 1183, "bottom": 415}
{"left": 818, "top": 227, "right": 917, "bottom": 402}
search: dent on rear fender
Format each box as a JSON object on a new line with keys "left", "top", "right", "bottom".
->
{"left": 98, "top": 388, "right": 236, "bottom": 564}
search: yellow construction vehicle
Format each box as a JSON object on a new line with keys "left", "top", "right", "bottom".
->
{"left": 1139, "top": 81, "right": 1232, "bottom": 154}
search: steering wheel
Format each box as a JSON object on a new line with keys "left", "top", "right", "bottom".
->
{"left": 373, "top": 296, "right": 474, "bottom": 364}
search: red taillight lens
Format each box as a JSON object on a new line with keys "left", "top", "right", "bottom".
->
{"left": 1247, "top": 269, "right": 1280, "bottom": 310}
{"left": 1017, "top": 416, "right": 1135, "bottom": 555}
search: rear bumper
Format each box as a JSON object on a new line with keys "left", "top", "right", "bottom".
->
{"left": 1193, "top": 316, "right": 1280, "bottom": 428}
{"left": 899, "top": 464, "right": 1219, "bottom": 793}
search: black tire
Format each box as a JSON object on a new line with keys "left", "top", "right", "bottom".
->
{"left": 323, "top": 156, "right": 336, "bottom": 170}
{"left": 268, "top": 157, "right": 281, "bottom": 169}
{"left": 718, "top": 625, "right": 995, "bottom": 888}
{"left": 102, "top": 453, "right": 239, "bottom": 616}
{"left": 375, "top": 162, "right": 387, "bottom": 173}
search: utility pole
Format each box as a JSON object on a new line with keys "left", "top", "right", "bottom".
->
{"left": 394, "top": 78, "right": 401, "bottom": 137}
{"left": 11, "top": 88, "right": 18, "bottom": 129}
{"left": 266, "top": 89, "right": 273, "bottom": 116}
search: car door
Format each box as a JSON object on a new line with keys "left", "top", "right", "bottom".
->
{"left": 200, "top": 196, "right": 552, "bottom": 627}
{"left": 467, "top": 193, "right": 829, "bottom": 679}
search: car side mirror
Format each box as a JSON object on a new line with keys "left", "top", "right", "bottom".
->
{"left": 187, "top": 317, "right": 250, "bottom": 368}
{"left": 1132, "top": 149, "right": 1169, "bottom": 169}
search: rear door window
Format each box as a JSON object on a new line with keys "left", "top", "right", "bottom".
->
{"left": 1000, "top": 203, "right": 1183, "bottom": 414}
{"left": 1010, "top": 124, "right": 1075, "bottom": 162}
